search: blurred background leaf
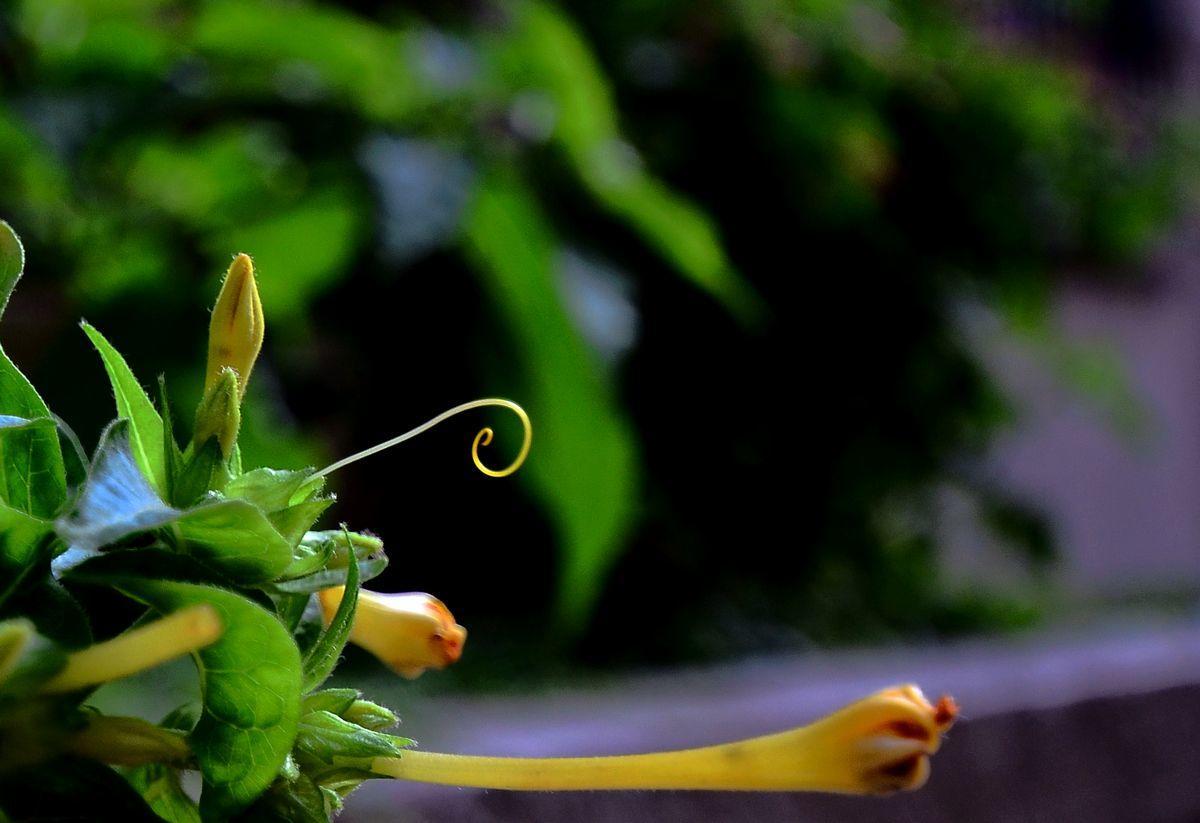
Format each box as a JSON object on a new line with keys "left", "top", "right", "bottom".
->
{"left": 0, "top": 0, "right": 1194, "bottom": 671}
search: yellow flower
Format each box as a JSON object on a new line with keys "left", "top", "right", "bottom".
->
{"left": 204, "top": 253, "right": 264, "bottom": 399}
{"left": 40, "top": 605, "right": 223, "bottom": 694}
{"left": 318, "top": 588, "right": 467, "bottom": 679}
{"left": 371, "top": 683, "right": 957, "bottom": 794}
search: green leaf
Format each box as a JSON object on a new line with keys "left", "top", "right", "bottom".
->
{"left": 105, "top": 580, "right": 302, "bottom": 821}
{"left": 300, "top": 546, "right": 357, "bottom": 692}
{"left": 0, "top": 220, "right": 24, "bottom": 319}
{"left": 0, "top": 224, "right": 67, "bottom": 518}
{"left": 465, "top": 174, "right": 639, "bottom": 631}
{"left": 267, "top": 497, "right": 334, "bottom": 549}
{"left": 55, "top": 423, "right": 292, "bottom": 582}
{"left": 173, "top": 499, "right": 295, "bottom": 583}
{"left": 494, "top": 3, "right": 760, "bottom": 319}
{"left": 125, "top": 764, "right": 201, "bottom": 823}
{"left": 0, "top": 498, "right": 52, "bottom": 596}
{"left": 80, "top": 322, "right": 167, "bottom": 495}
{"left": 0, "top": 416, "right": 65, "bottom": 522}
{"left": 0, "top": 362, "right": 67, "bottom": 518}
{"left": 225, "top": 468, "right": 322, "bottom": 512}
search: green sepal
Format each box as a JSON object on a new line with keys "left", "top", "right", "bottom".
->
{"left": 174, "top": 438, "right": 231, "bottom": 507}
{"left": 301, "top": 688, "right": 359, "bottom": 717}
{"left": 192, "top": 367, "right": 240, "bottom": 459}
{"left": 157, "top": 375, "right": 184, "bottom": 507}
{"left": 341, "top": 699, "right": 398, "bottom": 732}
{"left": 269, "top": 555, "right": 387, "bottom": 594}
{"left": 300, "top": 545, "right": 357, "bottom": 692}
{"left": 293, "top": 709, "right": 409, "bottom": 772}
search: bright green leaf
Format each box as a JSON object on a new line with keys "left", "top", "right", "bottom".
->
{"left": 0, "top": 219, "right": 23, "bottom": 317}
{"left": 0, "top": 222, "right": 66, "bottom": 518}
{"left": 225, "top": 468, "right": 321, "bottom": 513}
{"left": 55, "top": 423, "right": 293, "bottom": 582}
{"left": 173, "top": 500, "right": 295, "bottom": 583}
{"left": 125, "top": 764, "right": 201, "bottom": 823}
{"left": 267, "top": 498, "right": 334, "bottom": 549}
{"left": 106, "top": 580, "right": 302, "bottom": 821}
{"left": 80, "top": 322, "right": 167, "bottom": 495}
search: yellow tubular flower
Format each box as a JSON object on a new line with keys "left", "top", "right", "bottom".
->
{"left": 204, "top": 253, "right": 264, "bottom": 399}
{"left": 40, "top": 605, "right": 223, "bottom": 694}
{"left": 318, "top": 589, "right": 466, "bottom": 679}
{"left": 66, "top": 715, "right": 190, "bottom": 767}
{"left": 371, "top": 684, "right": 958, "bottom": 794}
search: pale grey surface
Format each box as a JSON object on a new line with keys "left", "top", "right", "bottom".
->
{"left": 344, "top": 619, "right": 1200, "bottom": 822}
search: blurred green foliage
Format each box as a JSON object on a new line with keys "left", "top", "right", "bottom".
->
{"left": 0, "top": 0, "right": 1191, "bottom": 658}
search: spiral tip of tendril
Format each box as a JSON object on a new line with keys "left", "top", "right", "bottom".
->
{"left": 472, "top": 424, "right": 527, "bottom": 478}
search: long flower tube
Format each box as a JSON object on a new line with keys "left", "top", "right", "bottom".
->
{"left": 371, "top": 685, "right": 957, "bottom": 795}
{"left": 40, "top": 605, "right": 222, "bottom": 694}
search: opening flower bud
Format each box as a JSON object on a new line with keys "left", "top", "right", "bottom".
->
{"left": 205, "top": 253, "right": 264, "bottom": 399}
{"left": 371, "top": 683, "right": 958, "bottom": 794}
{"left": 317, "top": 589, "right": 466, "bottom": 679}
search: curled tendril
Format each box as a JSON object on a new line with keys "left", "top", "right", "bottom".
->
{"left": 312, "top": 398, "right": 532, "bottom": 481}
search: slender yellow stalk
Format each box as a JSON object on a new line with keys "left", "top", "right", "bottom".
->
{"left": 66, "top": 714, "right": 190, "bottom": 767}
{"left": 372, "top": 685, "right": 957, "bottom": 795}
{"left": 40, "top": 605, "right": 222, "bottom": 693}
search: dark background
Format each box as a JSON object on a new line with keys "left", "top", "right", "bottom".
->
{"left": 1, "top": 0, "right": 1197, "bottom": 683}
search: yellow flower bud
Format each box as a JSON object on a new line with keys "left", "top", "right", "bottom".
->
{"left": 371, "top": 683, "right": 958, "bottom": 794}
{"left": 205, "top": 253, "right": 264, "bottom": 399}
{"left": 318, "top": 588, "right": 466, "bottom": 679}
